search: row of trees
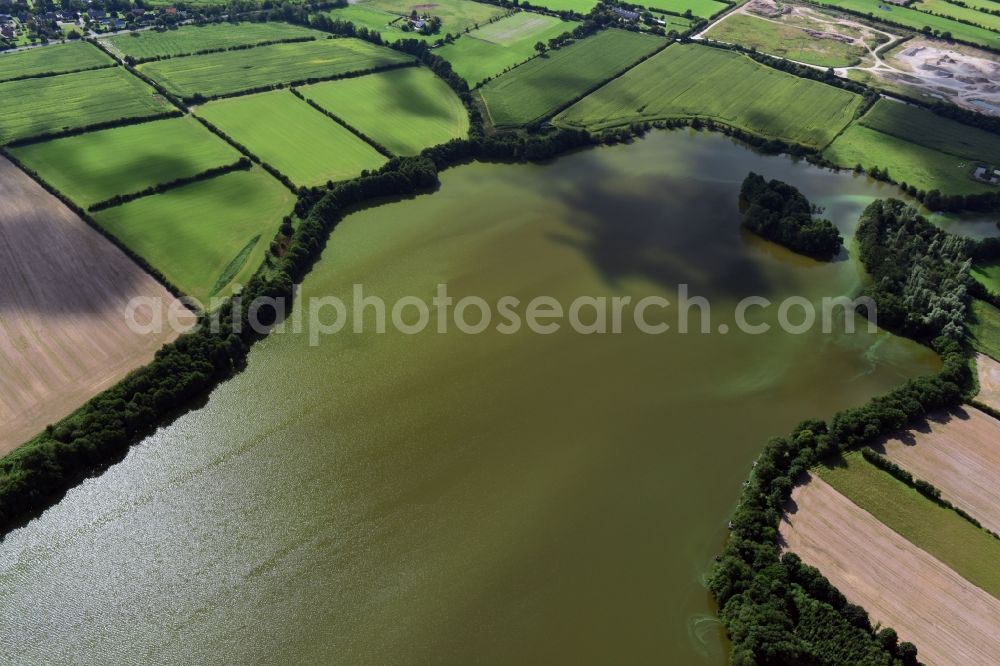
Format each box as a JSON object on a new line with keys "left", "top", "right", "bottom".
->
{"left": 739, "top": 172, "right": 843, "bottom": 260}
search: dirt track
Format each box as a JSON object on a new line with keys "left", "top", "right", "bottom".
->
{"left": 782, "top": 475, "right": 1000, "bottom": 666}
{"left": 0, "top": 156, "right": 188, "bottom": 455}
{"left": 977, "top": 353, "right": 1000, "bottom": 411}
{"left": 873, "top": 407, "right": 1000, "bottom": 534}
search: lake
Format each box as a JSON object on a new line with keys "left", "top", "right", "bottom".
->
{"left": 0, "top": 131, "right": 941, "bottom": 664}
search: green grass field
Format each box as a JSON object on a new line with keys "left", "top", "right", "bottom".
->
{"left": 0, "top": 67, "right": 173, "bottom": 145}
{"left": 138, "top": 38, "right": 414, "bottom": 99}
{"left": 92, "top": 167, "right": 295, "bottom": 303}
{"left": 647, "top": 0, "right": 729, "bottom": 18}
{"left": 0, "top": 41, "right": 113, "bottom": 82}
{"left": 554, "top": 43, "right": 861, "bottom": 149}
{"left": 102, "top": 22, "right": 323, "bottom": 60}
{"left": 973, "top": 262, "right": 1000, "bottom": 294}
{"left": 479, "top": 29, "right": 665, "bottom": 128}
{"left": 197, "top": 90, "right": 387, "bottom": 186}
{"left": 651, "top": 13, "right": 695, "bottom": 33}
{"left": 810, "top": 0, "right": 1000, "bottom": 49}
{"left": 706, "top": 13, "right": 866, "bottom": 67}
{"left": 970, "top": 299, "right": 1000, "bottom": 361}
{"left": 10, "top": 116, "right": 241, "bottom": 208}
{"left": 859, "top": 99, "right": 1000, "bottom": 165}
{"left": 913, "top": 0, "right": 1000, "bottom": 31}
{"left": 522, "top": 0, "right": 599, "bottom": 12}
{"left": 437, "top": 12, "right": 579, "bottom": 86}
{"left": 818, "top": 451, "right": 1000, "bottom": 599}
{"left": 359, "top": 0, "right": 508, "bottom": 33}
{"left": 824, "top": 125, "right": 995, "bottom": 195}
{"left": 299, "top": 67, "right": 470, "bottom": 155}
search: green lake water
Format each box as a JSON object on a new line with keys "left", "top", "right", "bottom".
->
{"left": 0, "top": 131, "right": 941, "bottom": 664}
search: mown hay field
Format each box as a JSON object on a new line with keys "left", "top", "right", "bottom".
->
{"left": 197, "top": 90, "right": 387, "bottom": 185}
{"left": 361, "top": 0, "right": 508, "bottom": 33}
{"left": 810, "top": 0, "right": 1000, "bottom": 49}
{"left": 823, "top": 125, "right": 994, "bottom": 195}
{"left": 818, "top": 451, "right": 1000, "bottom": 599}
{"left": 874, "top": 407, "right": 1000, "bottom": 535}
{"left": 0, "top": 156, "right": 186, "bottom": 455}
{"left": 138, "top": 38, "right": 414, "bottom": 99}
{"left": 970, "top": 299, "right": 1000, "bottom": 362}
{"left": 437, "top": 12, "right": 579, "bottom": 86}
{"left": 648, "top": 0, "right": 729, "bottom": 18}
{"left": 781, "top": 474, "right": 1000, "bottom": 666}
{"left": 92, "top": 167, "right": 295, "bottom": 304}
{"left": 299, "top": 67, "right": 470, "bottom": 155}
{"left": 705, "top": 13, "right": 867, "bottom": 67}
{"left": 102, "top": 21, "right": 324, "bottom": 61}
{"left": 859, "top": 99, "right": 1000, "bottom": 165}
{"left": 479, "top": 29, "right": 665, "bottom": 128}
{"left": 554, "top": 43, "right": 861, "bottom": 149}
{"left": 0, "top": 67, "right": 173, "bottom": 145}
{"left": 0, "top": 41, "right": 112, "bottom": 82}
{"left": 10, "top": 116, "right": 241, "bottom": 208}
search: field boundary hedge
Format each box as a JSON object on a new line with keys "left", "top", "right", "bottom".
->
{"left": 0, "top": 61, "right": 117, "bottom": 84}
{"left": 87, "top": 157, "right": 253, "bottom": 212}
{"left": 191, "top": 114, "right": 300, "bottom": 193}
{"left": 127, "top": 35, "right": 317, "bottom": 64}
{"left": 3, "top": 109, "right": 184, "bottom": 148}
{"left": 860, "top": 446, "right": 1000, "bottom": 538}
{"left": 180, "top": 59, "right": 419, "bottom": 104}
{"left": 289, "top": 86, "right": 394, "bottom": 157}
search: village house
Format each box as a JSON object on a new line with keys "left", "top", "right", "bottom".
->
{"left": 613, "top": 6, "right": 640, "bottom": 21}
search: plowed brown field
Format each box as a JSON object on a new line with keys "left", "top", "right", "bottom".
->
{"left": 0, "top": 156, "right": 188, "bottom": 455}
{"left": 874, "top": 407, "right": 1000, "bottom": 535}
{"left": 781, "top": 475, "right": 1000, "bottom": 666}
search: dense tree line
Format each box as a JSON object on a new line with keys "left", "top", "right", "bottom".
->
{"left": 740, "top": 172, "right": 843, "bottom": 260}
{"left": 711, "top": 333, "right": 969, "bottom": 664}
{"left": 855, "top": 199, "right": 973, "bottom": 340}
{"left": 88, "top": 157, "right": 252, "bottom": 211}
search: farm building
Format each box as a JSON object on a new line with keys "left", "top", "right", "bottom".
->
{"left": 613, "top": 6, "right": 640, "bottom": 20}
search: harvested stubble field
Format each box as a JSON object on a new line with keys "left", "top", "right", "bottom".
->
{"left": 0, "top": 41, "right": 113, "bottom": 82}
{"left": 818, "top": 451, "right": 1000, "bottom": 599}
{"left": 976, "top": 353, "right": 1000, "bottom": 410}
{"left": 91, "top": 167, "right": 295, "bottom": 304}
{"left": 298, "top": 67, "right": 470, "bottom": 155}
{"left": 479, "top": 29, "right": 665, "bottom": 128}
{"left": 102, "top": 21, "right": 323, "bottom": 61}
{"left": 0, "top": 67, "right": 173, "bottom": 146}
{"left": 138, "top": 38, "right": 414, "bottom": 99}
{"left": 10, "top": 116, "right": 241, "bottom": 208}
{"left": 873, "top": 407, "right": 1000, "bottom": 535}
{"left": 437, "top": 12, "right": 579, "bottom": 86}
{"left": 781, "top": 474, "right": 1000, "bottom": 666}
{"left": 554, "top": 43, "right": 861, "bottom": 149}
{"left": 810, "top": 0, "right": 1000, "bottom": 50}
{"left": 0, "top": 156, "right": 185, "bottom": 455}
{"left": 196, "top": 90, "right": 387, "bottom": 185}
